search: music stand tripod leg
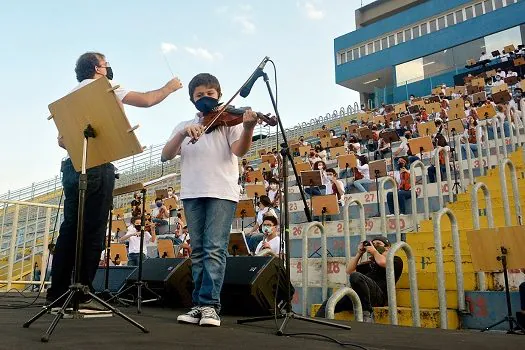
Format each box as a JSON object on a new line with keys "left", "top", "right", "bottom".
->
{"left": 236, "top": 66, "right": 351, "bottom": 334}
{"left": 23, "top": 125, "right": 148, "bottom": 341}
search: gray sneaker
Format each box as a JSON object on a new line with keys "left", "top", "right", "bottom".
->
{"left": 362, "top": 311, "right": 375, "bottom": 323}
{"left": 177, "top": 306, "right": 202, "bottom": 324}
{"left": 199, "top": 306, "right": 221, "bottom": 327}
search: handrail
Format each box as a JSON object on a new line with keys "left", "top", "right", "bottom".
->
{"left": 433, "top": 146, "right": 453, "bottom": 208}
{"left": 386, "top": 241, "right": 420, "bottom": 327}
{"left": 378, "top": 177, "right": 401, "bottom": 242}
{"left": 432, "top": 208, "right": 466, "bottom": 329}
{"left": 302, "top": 221, "right": 328, "bottom": 316}
{"left": 490, "top": 117, "right": 502, "bottom": 161}
{"left": 325, "top": 287, "right": 363, "bottom": 322}
{"left": 498, "top": 158, "right": 522, "bottom": 226}
{"left": 409, "top": 160, "right": 429, "bottom": 231}
{"left": 342, "top": 199, "right": 366, "bottom": 259}
{"left": 470, "top": 182, "right": 494, "bottom": 291}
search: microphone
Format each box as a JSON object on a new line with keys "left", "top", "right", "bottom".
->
{"left": 240, "top": 56, "right": 270, "bottom": 98}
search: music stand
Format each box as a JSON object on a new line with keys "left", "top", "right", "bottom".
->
{"left": 300, "top": 170, "right": 323, "bottom": 219}
{"left": 330, "top": 137, "right": 343, "bottom": 148}
{"left": 385, "top": 112, "right": 398, "bottom": 124}
{"left": 379, "top": 129, "right": 399, "bottom": 176}
{"left": 155, "top": 189, "right": 168, "bottom": 200}
{"left": 373, "top": 115, "right": 385, "bottom": 125}
{"left": 312, "top": 194, "right": 339, "bottom": 226}
{"left": 407, "top": 105, "right": 420, "bottom": 115}
{"left": 504, "top": 76, "right": 519, "bottom": 86}
{"left": 298, "top": 146, "right": 310, "bottom": 157}
{"left": 395, "top": 103, "right": 407, "bottom": 114}
{"left": 476, "top": 105, "right": 497, "bottom": 120}
{"left": 295, "top": 162, "right": 312, "bottom": 173}
{"left": 472, "top": 91, "right": 487, "bottom": 105}
{"left": 24, "top": 78, "right": 147, "bottom": 341}
{"left": 111, "top": 219, "right": 128, "bottom": 235}
{"left": 348, "top": 125, "right": 359, "bottom": 134}
{"left": 358, "top": 127, "right": 374, "bottom": 159}
{"left": 245, "top": 183, "right": 267, "bottom": 210}
{"left": 235, "top": 199, "right": 256, "bottom": 232}
{"left": 317, "top": 130, "right": 330, "bottom": 139}
{"left": 330, "top": 146, "right": 346, "bottom": 158}
{"left": 491, "top": 50, "right": 501, "bottom": 58}
{"left": 157, "top": 239, "right": 176, "bottom": 258}
{"left": 466, "top": 226, "right": 525, "bottom": 334}
{"left": 492, "top": 91, "right": 512, "bottom": 104}
{"left": 408, "top": 136, "right": 433, "bottom": 161}
{"left": 110, "top": 244, "right": 129, "bottom": 264}
{"left": 369, "top": 159, "right": 387, "bottom": 213}
{"left": 228, "top": 231, "right": 250, "bottom": 256}
{"left": 399, "top": 115, "right": 414, "bottom": 129}
{"left": 247, "top": 169, "right": 264, "bottom": 184}
{"left": 417, "top": 122, "right": 437, "bottom": 137}
{"left": 337, "top": 154, "right": 357, "bottom": 193}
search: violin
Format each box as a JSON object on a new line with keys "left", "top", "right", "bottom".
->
{"left": 202, "top": 105, "right": 277, "bottom": 134}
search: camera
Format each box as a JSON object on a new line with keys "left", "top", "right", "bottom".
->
{"left": 362, "top": 240, "right": 371, "bottom": 247}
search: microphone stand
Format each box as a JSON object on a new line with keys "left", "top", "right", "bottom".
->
{"left": 237, "top": 59, "right": 350, "bottom": 333}
{"left": 344, "top": 163, "right": 349, "bottom": 194}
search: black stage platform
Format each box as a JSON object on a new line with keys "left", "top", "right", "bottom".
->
{"left": 0, "top": 295, "right": 522, "bottom": 350}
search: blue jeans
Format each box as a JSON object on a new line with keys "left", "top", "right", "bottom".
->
{"left": 387, "top": 190, "right": 412, "bottom": 214}
{"left": 247, "top": 233, "right": 264, "bottom": 253}
{"left": 128, "top": 252, "right": 146, "bottom": 266}
{"left": 461, "top": 144, "right": 478, "bottom": 160}
{"left": 354, "top": 178, "right": 373, "bottom": 192}
{"left": 47, "top": 159, "right": 115, "bottom": 301}
{"left": 182, "top": 198, "right": 237, "bottom": 311}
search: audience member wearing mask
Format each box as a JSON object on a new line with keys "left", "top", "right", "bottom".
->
{"left": 305, "top": 161, "right": 331, "bottom": 197}
{"left": 254, "top": 215, "right": 281, "bottom": 257}
{"left": 246, "top": 195, "right": 278, "bottom": 254}
{"left": 152, "top": 197, "right": 169, "bottom": 234}
{"left": 387, "top": 158, "right": 412, "bottom": 215}
{"left": 119, "top": 216, "right": 156, "bottom": 266}
{"left": 353, "top": 155, "right": 372, "bottom": 193}
{"left": 267, "top": 178, "right": 281, "bottom": 211}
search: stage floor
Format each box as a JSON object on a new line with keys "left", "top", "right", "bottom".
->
{"left": 0, "top": 294, "right": 522, "bottom": 350}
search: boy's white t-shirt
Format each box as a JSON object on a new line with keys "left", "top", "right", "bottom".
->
{"left": 168, "top": 115, "right": 243, "bottom": 202}
{"left": 255, "top": 235, "right": 281, "bottom": 255}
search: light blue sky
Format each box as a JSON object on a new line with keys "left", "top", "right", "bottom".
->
{"left": 0, "top": 0, "right": 366, "bottom": 195}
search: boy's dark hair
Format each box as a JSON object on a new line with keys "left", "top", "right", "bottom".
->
{"left": 269, "top": 177, "right": 279, "bottom": 185}
{"left": 155, "top": 197, "right": 163, "bottom": 202}
{"left": 262, "top": 215, "right": 278, "bottom": 227}
{"left": 326, "top": 168, "right": 337, "bottom": 176}
{"left": 131, "top": 216, "right": 141, "bottom": 223}
{"left": 75, "top": 52, "right": 104, "bottom": 82}
{"left": 188, "top": 73, "right": 221, "bottom": 102}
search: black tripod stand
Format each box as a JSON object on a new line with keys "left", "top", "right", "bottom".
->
{"left": 481, "top": 246, "right": 525, "bottom": 334}
{"left": 237, "top": 57, "right": 351, "bottom": 334}
{"left": 448, "top": 128, "right": 462, "bottom": 195}
{"left": 23, "top": 125, "right": 148, "bottom": 342}
{"left": 109, "top": 188, "right": 161, "bottom": 313}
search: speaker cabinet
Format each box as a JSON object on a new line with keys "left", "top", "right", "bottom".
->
{"left": 92, "top": 266, "right": 137, "bottom": 293}
{"left": 221, "top": 256, "right": 294, "bottom": 316}
{"left": 124, "top": 258, "right": 193, "bottom": 307}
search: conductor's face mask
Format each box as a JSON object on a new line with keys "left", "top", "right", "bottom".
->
{"left": 194, "top": 96, "right": 219, "bottom": 114}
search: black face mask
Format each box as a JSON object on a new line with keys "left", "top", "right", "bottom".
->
{"left": 134, "top": 225, "right": 141, "bottom": 232}
{"left": 106, "top": 66, "right": 114, "bottom": 80}
{"left": 194, "top": 96, "right": 219, "bottom": 114}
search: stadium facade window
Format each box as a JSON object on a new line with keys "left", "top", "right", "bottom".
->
{"left": 474, "top": 2, "right": 483, "bottom": 15}
{"left": 483, "top": 0, "right": 493, "bottom": 12}
{"left": 388, "top": 34, "right": 395, "bottom": 47}
{"left": 367, "top": 42, "right": 373, "bottom": 54}
{"left": 374, "top": 40, "right": 380, "bottom": 52}
{"left": 397, "top": 32, "right": 403, "bottom": 44}
{"left": 437, "top": 16, "right": 445, "bottom": 30}
{"left": 456, "top": 9, "right": 464, "bottom": 23}
{"left": 494, "top": 0, "right": 503, "bottom": 9}
{"left": 446, "top": 13, "right": 455, "bottom": 26}
{"left": 353, "top": 48, "right": 359, "bottom": 60}
{"left": 359, "top": 45, "right": 366, "bottom": 57}
{"left": 465, "top": 6, "right": 474, "bottom": 19}
{"left": 429, "top": 19, "right": 437, "bottom": 32}
{"left": 404, "top": 29, "right": 412, "bottom": 41}
{"left": 381, "top": 37, "right": 388, "bottom": 49}
{"left": 412, "top": 26, "right": 420, "bottom": 38}
{"left": 420, "top": 22, "right": 428, "bottom": 35}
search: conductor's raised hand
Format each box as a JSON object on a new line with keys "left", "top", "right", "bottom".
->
{"left": 242, "top": 108, "right": 258, "bottom": 130}
{"left": 165, "top": 77, "right": 183, "bottom": 93}
{"left": 183, "top": 124, "right": 205, "bottom": 140}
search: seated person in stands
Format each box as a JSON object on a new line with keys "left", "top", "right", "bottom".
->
{"left": 119, "top": 216, "right": 156, "bottom": 266}
{"left": 131, "top": 192, "right": 142, "bottom": 217}
{"left": 298, "top": 135, "right": 308, "bottom": 146}
{"left": 325, "top": 168, "right": 346, "bottom": 205}
{"left": 329, "top": 129, "right": 337, "bottom": 138}
{"left": 308, "top": 148, "right": 322, "bottom": 165}
{"left": 353, "top": 155, "right": 372, "bottom": 193}
{"left": 267, "top": 177, "right": 281, "bottom": 212}
{"left": 315, "top": 143, "right": 327, "bottom": 162}
{"left": 177, "top": 225, "right": 192, "bottom": 257}
{"left": 387, "top": 158, "right": 412, "bottom": 215}
{"left": 304, "top": 161, "right": 331, "bottom": 196}
{"left": 393, "top": 130, "right": 419, "bottom": 167}
{"left": 428, "top": 134, "right": 448, "bottom": 184}
{"left": 152, "top": 197, "right": 170, "bottom": 234}
{"left": 315, "top": 237, "right": 403, "bottom": 323}
{"left": 374, "top": 133, "right": 391, "bottom": 160}
{"left": 246, "top": 195, "right": 278, "bottom": 253}
{"left": 254, "top": 215, "right": 281, "bottom": 257}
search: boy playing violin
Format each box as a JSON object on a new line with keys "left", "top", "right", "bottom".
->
{"left": 161, "top": 73, "right": 258, "bottom": 327}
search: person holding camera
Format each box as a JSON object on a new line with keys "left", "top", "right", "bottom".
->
{"left": 315, "top": 237, "right": 403, "bottom": 322}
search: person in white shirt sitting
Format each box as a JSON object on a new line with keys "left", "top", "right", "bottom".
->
{"left": 267, "top": 178, "right": 281, "bottom": 212}
{"left": 254, "top": 215, "right": 281, "bottom": 257}
{"left": 246, "top": 195, "right": 278, "bottom": 254}
{"left": 325, "top": 168, "right": 346, "bottom": 206}
{"left": 152, "top": 197, "right": 170, "bottom": 234}
{"left": 493, "top": 75, "right": 505, "bottom": 86}
{"left": 353, "top": 155, "right": 372, "bottom": 192}
{"left": 119, "top": 216, "right": 156, "bottom": 266}
{"left": 479, "top": 51, "right": 491, "bottom": 62}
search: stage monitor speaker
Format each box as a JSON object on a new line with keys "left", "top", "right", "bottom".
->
{"left": 124, "top": 258, "right": 193, "bottom": 307}
{"left": 92, "top": 266, "right": 137, "bottom": 293}
{"left": 221, "top": 256, "right": 294, "bottom": 316}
